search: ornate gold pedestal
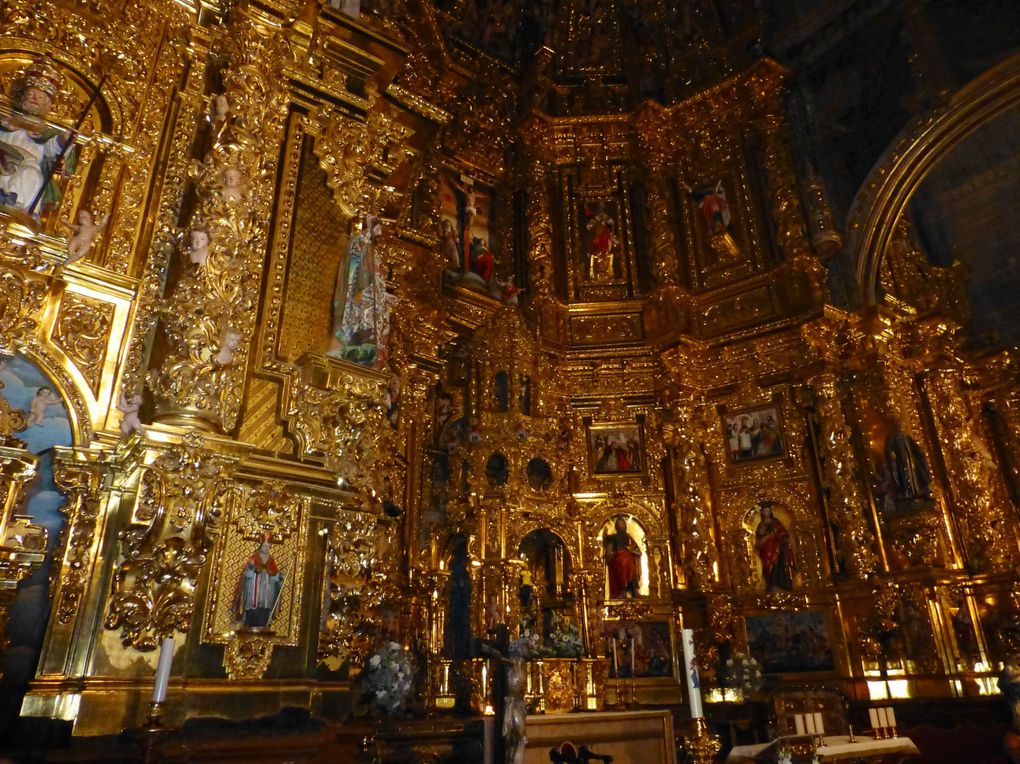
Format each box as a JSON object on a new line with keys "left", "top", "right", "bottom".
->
{"left": 679, "top": 716, "right": 721, "bottom": 764}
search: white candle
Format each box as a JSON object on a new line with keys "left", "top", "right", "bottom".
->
{"left": 805, "top": 713, "right": 816, "bottom": 735}
{"left": 869, "top": 708, "right": 880, "bottom": 730}
{"left": 814, "top": 712, "right": 824, "bottom": 735}
{"left": 152, "top": 636, "right": 174, "bottom": 704}
{"left": 629, "top": 636, "right": 636, "bottom": 676}
{"left": 877, "top": 707, "right": 889, "bottom": 729}
{"left": 680, "top": 628, "right": 704, "bottom": 718}
{"left": 794, "top": 713, "right": 806, "bottom": 735}
{"left": 886, "top": 706, "right": 896, "bottom": 728}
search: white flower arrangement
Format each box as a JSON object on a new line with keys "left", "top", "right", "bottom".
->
{"left": 360, "top": 641, "right": 415, "bottom": 714}
{"left": 723, "top": 651, "right": 764, "bottom": 695}
{"left": 549, "top": 617, "right": 583, "bottom": 658}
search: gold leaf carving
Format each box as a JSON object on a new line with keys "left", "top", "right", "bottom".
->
{"left": 53, "top": 293, "right": 113, "bottom": 394}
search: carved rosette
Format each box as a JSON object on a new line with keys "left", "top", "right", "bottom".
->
{"left": 151, "top": 9, "right": 292, "bottom": 431}
{"left": 106, "top": 432, "right": 241, "bottom": 649}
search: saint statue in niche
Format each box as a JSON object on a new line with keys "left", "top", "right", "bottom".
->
{"left": 884, "top": 422, "right": 933, "bottom": 506}
{"left": 603, "top": 516, "right": 641, "bottom": 598}
{"left": 754, "top": 503, "right": 795, "bottom": 592}
{"left": 0, "top": 55, "right": 76, "bottom": 219}
{"left": 688, "top": 181, "right": 740, "bottom": 263}
{"left": 583, "top": 201, "right": 617, "bottom": 281}
{"left": 235, "top": 538, "right": 284, "bottom": 629}
{"left": 327, "top": 213, "right": 394, "bottom": 368}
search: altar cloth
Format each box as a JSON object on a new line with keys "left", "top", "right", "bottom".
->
{"left": 727, "top": 735, "right": 919, "bottom": 763}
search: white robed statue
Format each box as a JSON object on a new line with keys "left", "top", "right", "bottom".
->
{"left": 0, "top": 56, "right": 75, "bottom": 218}
{"left": 235, "top": 539, "right": 284, "bottom": 629}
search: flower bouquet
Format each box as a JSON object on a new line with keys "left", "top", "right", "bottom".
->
{"left": 549, "top": 617, "right": 584, "bottom": 658}
{"left": 724, "top": 651, "right": 764, "bottom": 697}
{"left": 360, "top": 640, "right": 415, "bottom": 715}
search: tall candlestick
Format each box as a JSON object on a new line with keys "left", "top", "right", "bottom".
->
{"left": 794, "top": 714, "right": 806, "bottom": 736}
{"left": 629, "top": 636, "right": 636, "bottom": 676}
{"left": 152, "top": 636, "right": 174, "bottom": 704}
{"left": 886, "top": 706, "right": 897, "bottom": 729}
{"left": 869, "top": 708, "right": 880, "bottom": 731}
{"left": 612, "top": 638, "right": 620, "bottom": 675}
{"left": 813, "top": 712, "right": 824, "bottom": 735}
{"left": 805, "top": 713, "right": 816, "bottom": 735}
{"left": 877, "top": 707, "right": 889, "bottom": 730}
{"left": 680, "top": 628, "right": 704, "bottom": 719}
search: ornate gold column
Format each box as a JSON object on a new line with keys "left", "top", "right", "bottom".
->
{"left": 803, "top": 370, "right": 880, "bottom": 578}
{"left": 925, "top": 368, "right": 1020, "bottom": 571}
{"left": 660, "top": 397, "right": 718, "bottom": 590}
{"left": 757, "top": 90, "right": 825, "bottom": 307}
{"left": 635, "top": 102, "right": 691, "bottom": 333}
{"left": 150, "top": 2, "right": 293, "bottom": 431}
{"left": 520, "top": 114, "right": 555, "bottom": 303}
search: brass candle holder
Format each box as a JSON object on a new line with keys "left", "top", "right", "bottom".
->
{"left": 680, "top": 717, "right": 721, "bottom": 764}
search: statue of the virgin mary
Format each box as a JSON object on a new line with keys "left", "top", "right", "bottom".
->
{"left": 327, "top": 213, "right": 394, "bottom": 368}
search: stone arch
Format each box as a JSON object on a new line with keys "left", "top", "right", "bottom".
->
{"left": 848, "top": 52, "right": 1020, "bottom": 303}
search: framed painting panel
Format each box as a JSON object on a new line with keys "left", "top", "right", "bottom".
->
{"left": 602, "top": 620, "right": 675, "bottom": 680}
{"left": 587, "top": 421, "right": 645, "bottom": 477}
{"left": 719, "top": 398, "right": 786, "bottom": 465}
{"left": 746, "top": 610, "right": 835, "bottom": 674}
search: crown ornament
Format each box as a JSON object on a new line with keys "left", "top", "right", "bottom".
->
{"left": 14, "top": 55, "right": 63, "bottom": 100}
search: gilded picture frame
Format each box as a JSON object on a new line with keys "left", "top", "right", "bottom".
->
{"left": 719, "top": 396, "right": 786, "bottom": 465}
{"left": 587, "top": 421, "right": 646, "bottom": 477}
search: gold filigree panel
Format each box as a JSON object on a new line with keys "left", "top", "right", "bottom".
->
{"left": 52, "top": 292, "right": 113, "bottom": 395}
{"left": 569, "top": 312, "right": 643, "bottom": 347}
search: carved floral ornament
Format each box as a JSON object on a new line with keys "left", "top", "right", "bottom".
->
{"left": 310, "top": 96, "right": 415, "bottom": 220}
{"left": 105, "top": 433, "right": 242, "bottom": 649}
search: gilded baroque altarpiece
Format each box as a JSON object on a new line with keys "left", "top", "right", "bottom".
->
{"left": 0, "top": 0, "right": 1015, "bottom": 739}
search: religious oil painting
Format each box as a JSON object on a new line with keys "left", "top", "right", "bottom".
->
{"left": 439, "top": 170, "right": 499, "bottom": 296}
{"left": 746, "top": 611, "right": 835, "bottom": 674}
{"left": 603, "top": 620, "right": 674, "bottom": 679}
{"left": 721, "top": 402, "right": 785, "bottom": 464}
{"left": 588, "top": 422, "right": 644, "bottom": 476}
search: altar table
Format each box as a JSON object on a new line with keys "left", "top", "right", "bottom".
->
{"left": 726, "top": 735, "right": 920, "bottom": 763}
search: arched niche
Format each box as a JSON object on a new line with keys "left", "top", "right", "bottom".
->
{"left": 741, "top": 501, "right": 799, "bottom": 594}
{"left": 494, "top": 370, "right": 510, "bottom": 412}
{"left": 442, "top": 533, "right": 472, "bottom": 660}
{"left": 0, "top": 51, "right": 120, "bottom": 242}
{"left": 518, "top": 528, "right": 570, "bottom": 602}
{"left": 848, "top": 52, "right": 1020, "bottom": 304}
{"left": 485, "top": 452, "right": 509, "bottom": 486}
{"left": 525, "top": 456, "right": 553, "bottom": 491}
{"left": 0, "top": 350, "right": 81, "bottom": 686}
